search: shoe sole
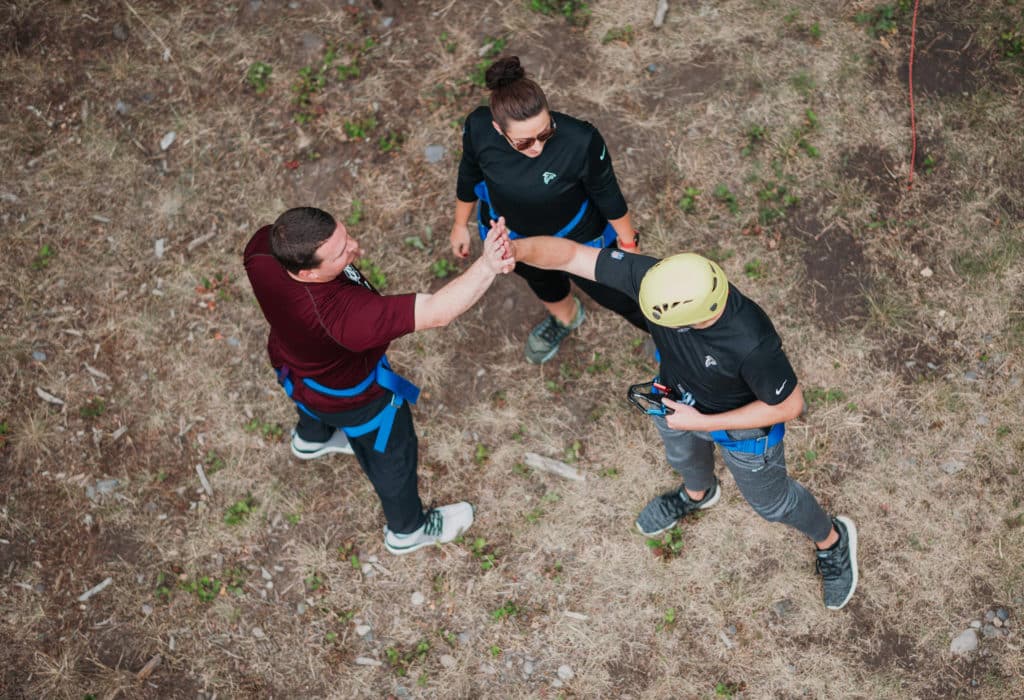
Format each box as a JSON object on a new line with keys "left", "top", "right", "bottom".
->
{"left": 635, "top": 484, "right": 721, "bottom": 537}
{"left": 290, "top": 444, "right": 355, "bottom": 460}
{"left": 826, "top": 515, "right": 858, "bottom": 611}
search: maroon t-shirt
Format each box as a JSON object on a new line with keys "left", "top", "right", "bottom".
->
{"left": 243, "top": 226, "right": 417, "bottom": 413}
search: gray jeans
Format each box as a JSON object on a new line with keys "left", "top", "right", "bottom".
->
{"left": 651, "top": 416, "right": 833, "bottom": 542}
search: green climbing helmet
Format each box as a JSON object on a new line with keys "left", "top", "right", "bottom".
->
{"left": 638, "top": 253, "right": 729, "bottom": 327}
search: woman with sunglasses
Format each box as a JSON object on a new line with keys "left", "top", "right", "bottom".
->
{"left": 449, "top": 56, "right": 647, "bottom": 364}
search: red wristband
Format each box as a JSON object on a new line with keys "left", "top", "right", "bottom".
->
{"left": 617, "top": 231, "right": 639, "bottom": 249}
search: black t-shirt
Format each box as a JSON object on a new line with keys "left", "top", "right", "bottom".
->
{"left": 595, "top": 249, "right": 798, "bottom": 414}
{"left": 456, "top": 107, "right": 627, "bottom": 243}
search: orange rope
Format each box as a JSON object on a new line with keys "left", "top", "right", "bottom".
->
{"left": 907, "top": 0, "right": 921, "bottom": 189}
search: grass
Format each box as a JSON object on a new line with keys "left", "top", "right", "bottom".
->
{"left": 2, "top": 1, "right": 1023, "bottom": 698}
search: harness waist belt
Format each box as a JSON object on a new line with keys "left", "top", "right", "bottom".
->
{"left": 709, "top": 423, "right": 785, "bottom": 455}
{"left": 275, "top": 356, "right": 419, "bottom": 453}
{"left": 473, "top": 181, "right": 615, "bottom": 249}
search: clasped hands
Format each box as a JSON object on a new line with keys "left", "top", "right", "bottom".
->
{"left": 482, "top": 217, "right": 516, "bottom": 275}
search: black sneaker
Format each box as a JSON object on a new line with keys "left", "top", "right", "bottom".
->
{"left": 635, "top": 478, "right": 720, "bottom": 536}
{"left": 816, "top": 516, "right": 858, "bottom": 610}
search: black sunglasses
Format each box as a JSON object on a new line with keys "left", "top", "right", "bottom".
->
{"left": 504, "top": 119, "right": 557, "bottom": 151}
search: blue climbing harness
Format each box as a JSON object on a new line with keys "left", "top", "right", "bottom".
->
{"left": 275, "top": 355, "right": 420, "bottom": 453}
{"left": 709, "top": 423, "right": 785, "bottom": 455}
{"left": 474, "top": 181, "right": 616, "bottom": 249}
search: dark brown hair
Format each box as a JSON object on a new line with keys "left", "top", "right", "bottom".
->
{"left": 485, "top": 56, "right": 548, "bottom": 130}
{"left": 269, "top": 207, "right": 336, "bottom": 274}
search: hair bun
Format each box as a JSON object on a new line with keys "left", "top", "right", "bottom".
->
{"left": 485, "top": 56, "right": 525, "bottom": 90}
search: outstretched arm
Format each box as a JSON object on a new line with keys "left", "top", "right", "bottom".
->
{"left": 415, "top": 219, "right": 513, "bottom": 330}
{"left": 512, "top": 235, "right": 601, "bottom": 282}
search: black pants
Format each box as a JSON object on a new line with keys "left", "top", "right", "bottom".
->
{"left": 296, "top": 392, "right": 425, "bottom": 534}
{"left": 514, "top": 260, "right": 649, "bottom": 331}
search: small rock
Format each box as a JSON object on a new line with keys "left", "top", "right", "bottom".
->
{"left": 726, "top": 624, "right": 737, "bottom": 636}
{"left": 970, "top": 620, "right": 982, "bottom": 629}
{"left": 355, "top": 656, "right": 382, "bottom": 666}
{"left": 142, "top": 604, "right": 153, "bottom": 615}
{"left": 252, "top": 627, "right": 265, "bottom": 638}
{"left": 31, "top": 351, "right": 47, "bottom": 362}
{"left": 355, "top": 624, "right": 371, "bottom": 637}
{"left": 557, "top": 664, "right": 574, "bottom": 681}
{"left": 552, "top": 679, "right": 564, "bottom": 688}
{"left": 288, "top": 1, "right": 300, "bottom": 8}
{"left": 381, "top": 16, "right": 394, "bottom": 28}
{"left": 1, "top": 192, "right": 20, "bottom": 204}
{"left": 950, "top": 629, "right": 978, "bottom": 656}
{"left": 976, "top": 414, "right": 989, "bottom": 426}
{"left": 96, "top": 479, "right": 120, "bottom": 495}
{"left": 993, "top": 618, "right": 1003, "bottom": 628}
{"left": 300, "top": 32, "right": 325, "bottom": 60}
{"left": 981, "top": 624, "right": 1000, "bottom": 639}
{"left": 939, "top": 460, "right": 966, "bottom": 475}
{"left": 411, "top": 591, "right": 425, "bottom": 606}
{"left": 155, "top": 238, "right": 166, "bottom": 258}
{"left": 159, "top": 132, "right": 176, "bottom": 151}
{"left": 964, "top": 370, "right": 979, "bottom": 382}
{"left": 440, "top": 654, "right": 456, "bottom": 669}
{"left": 457, "top": 631, "right": 471, "bottom": 646}
{"left": 920, "top": 266, "right": 933, "bottom": 278}
{"left": 261, "top": 568, "right": 272, "bottom": 580}
{"left": 772, "top": 599, "right": 793, "bottom": 619}
{"left": 114, "top": 99, "right": 129, "bottom": 115}
{"left": 394, "top": 686, "right": 410, "bottom": 699}
{"left": 297, "top": 603, "right": 306, "bottom": 615}
{"left": 361, "top": 563, "right": 374, "bottom": 575}
{"left": 785, "top": 664, "right": 797, "bottom": 673}
{"left": 424, "top": 145, "right": 445, "bottom": 163}
{"left": 996, "top": 608, "right": 1010, "bottom": 622}
{"left": 112, "top": 23, "right": 128, "bottom": 41}
{"left": 985, "top": 610, "right": 996, "bottom": 622}
{"left": 647, "top": 63, "right": 659, "bottom": 73}
{"left": 522, "top": 659, "right": 535, "bottom": 677}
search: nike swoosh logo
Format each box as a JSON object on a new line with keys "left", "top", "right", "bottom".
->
{"left": 599, "top": 145, "right": 607, "bottom": 161}
{"left": 775, "top": 380, "right": 788, "bottom": 395}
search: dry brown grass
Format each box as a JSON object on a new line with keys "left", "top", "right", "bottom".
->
{"left": 2, "top": 0, "right": 1023, "bottom": 698}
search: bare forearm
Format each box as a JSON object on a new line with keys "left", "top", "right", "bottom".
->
{"left": 666, "top": 386, "right": 805, "bottom": 432}
{"left": 414, "top": 258, "right": 496, "bottom": 330}
{"left": 608, "top": 213, "right": 636, "bottom": 245}
{"left": 454, "top": 199, "right": 475, "bottom": 226}
{"left": 514, "top": 237, "right": 599, "bottom": 281}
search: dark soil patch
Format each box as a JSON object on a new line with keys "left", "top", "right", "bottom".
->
{"left": 897, "top": 19, "right": 993, "bottom": 97}
{"left": 787, "top": 202, "right": 869, "bottom": 328}
{"left": 633, "top": 49, "right": 726, "bottom": 113}
{"left": 606, "top": 644, "right": 652, "bottom": 694}
{"left": 858, "top": 627, "right": 919, "bottom": 672}
{"left": 839, "top": 144, "right": 904, "bottom": 212}
{"left": 871, "top": 326, "right": 962, "bottom": 382}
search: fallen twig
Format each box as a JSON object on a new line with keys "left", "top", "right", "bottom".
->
{"left": 523, "top": 453, "right": 585, "bottom": 482}
{"left": 78, "top": 577, "right": 113, "bottom": 602}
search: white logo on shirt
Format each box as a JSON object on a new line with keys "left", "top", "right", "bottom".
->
{"left": 599, "top": 145, "right": 607, "bottom": 161}
{"left": 775, "top": 380, "right": 788, "bottom": 395}
{"left": 704, "top": 355, "right": 718, "bottom": 368}
{"left": 542, "top": 171, "right": 557, "bottom": 185}
{"left": 611, "top": 250, "right": 624, "bottom": 260}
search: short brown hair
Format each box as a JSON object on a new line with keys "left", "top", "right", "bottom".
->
{"left": 485, "top": 56, "right": 548, "bottom": 131}
{"left": 269, "top": 207, "right": 336, "bottom": 274}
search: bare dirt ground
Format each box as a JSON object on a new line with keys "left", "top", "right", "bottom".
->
{"left": 2, "top": 0, "right": 1023, "bottom": 698}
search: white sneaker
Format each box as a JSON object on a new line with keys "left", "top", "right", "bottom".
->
{"left": 384, "top": 502, "right": 474, "bottom": 555}
{"left": 290, "top": 429, "right": 355, "bottom": 460}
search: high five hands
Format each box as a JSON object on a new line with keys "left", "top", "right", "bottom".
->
{"left": 482, "top": 217, "right": 515, "bottom": 275}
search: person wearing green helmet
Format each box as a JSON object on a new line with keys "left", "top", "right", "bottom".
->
{"left": 506, "top": 232, "right": 858, "bottom": 611}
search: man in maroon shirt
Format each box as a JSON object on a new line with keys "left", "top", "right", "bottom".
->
{"left": 245, "top": 207, "right": 512, "bottom": 554}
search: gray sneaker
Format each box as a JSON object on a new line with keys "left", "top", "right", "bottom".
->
{"left": 635, "top": 478, "right": 720, "bottom": 536}
{"left": 524, "top": 297, "right": 585, "bottom": 364}
{"left": 816, "top": 516, "right": 859, "bottom": 610}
